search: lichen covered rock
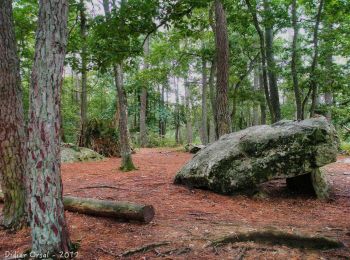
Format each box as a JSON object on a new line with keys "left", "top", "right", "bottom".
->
{"left": 61, "top": 143, "right": 104, "bottom": 163}
{"left": 174, "top": 118, "right": 338, "bottom": 197}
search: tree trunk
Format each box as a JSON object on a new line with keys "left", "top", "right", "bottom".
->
{"left": 0, "top": 0, "right": 27, "bottom": 230}
{"left": 159, "top": 84, "right": 166, "bottom": 137}
{"left": 184, "top": 77, "right": 193, "bottom": 144}
{"left": 63, "top": 196, "right": 154, "bottom": 223}
{"left": 174, "top": 77, "right": 180, "bottom": 144}
{"left": 259, "top": 66, "right": 267, "bottom": 125}
{"left": 245, "top": 0, "right": 275, "bottom": 123}
{"left": 208, "top": 59, "right": 218, "bottom": 140}
{"left": 302, "top": 0, "right": 324, "bottom": 118}
{"left": 291, "top": 0, "right": 302, "bottom": 120}
{"left": 27, "top": 0, "right": 71, "bottom": 255}
{"left": 252, "top": 67, "right": 260, "bottom": 126}
{"left": 114, "top": 64, "right": 136, "bottom": 171}
{"left": 263, "top": 0, "right": 281, "bottom": 122}
{"left": 200, "top": 57, "right": 209, "bottom": 144}
{"left": 78, "top": 0, "right": 88, "bottom": 147}
{"left": 214, "top": 0, "right": 231, "bottom": 137}
{"left": 140, "top": 37, "right": 149, "bottom": 147}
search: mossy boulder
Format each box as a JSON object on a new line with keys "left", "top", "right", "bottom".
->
{"left": 61, "top": 143, "right": 104, "bottom": 163}
{"left": 174, "top": 118, "right": 338, "bottom": 198}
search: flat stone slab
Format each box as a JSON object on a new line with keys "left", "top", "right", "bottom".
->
{"left": 174, "top": 118, "right": 338, "bottom": 197}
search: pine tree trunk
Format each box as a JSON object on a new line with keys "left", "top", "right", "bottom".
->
{"left": 259, "top": 66, "right": 267, "bottom": 125}
{"left": 184, "top": 78, "right": 193, "bottom": 144}
{"left": 114, "top": 64, "right": 136, "bottom": 171}
{"left": 200, "top": 58, "right": 209, "bottom": 144}
{"left": 214, "top": 0, "right": 231, "bottom": 137}
{"left": 0, "top": 0, "right": 27, "bottom": 230}
{"left": 140, "top": 38, "right": 149, "bottom": 147}
{"left": 27, "top": 0, "right": 71, "bottom": 255}
{"left": 291, "top": 0, "right": 302, "bottom": 120}
{"left": 263, "top": 0, "right": 281, "bottom": 121}
{"left": 78, "top": 0, "right": 88, "bottom": 147}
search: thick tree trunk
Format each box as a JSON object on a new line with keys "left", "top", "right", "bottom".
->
{"left": 263, "top": 0, "right": 281, "bottom": 121}
{"left": 114, "top": 64, "right": 136, "bottom": 171}
{"left": 27, "top": 0, "right": 72, "bottom": 255}
{"left": 245, "top": 0, "right": 275, "bottom": 123}
{"left": 200, "top": 58, "right": 209, "bottom": 144}
{"left": 184, "top": 78, "right": 193, "bottom": 144}
{"left": 78, "top": 0, "right": 88, "bottom": 147}
{"left": 0, "top": 0, "right": 27, "bottom": 230}
{"left": 63, "top": 196, "right": 154, "bottom": 223}
{"left": 291, "top": 0, "right": 302, "bottom": 120}
{"left": 214, "top": 0, "right": 231, "bottom": 137}
{"left": 140, "top": 37, "right": 149, "bottom": 147}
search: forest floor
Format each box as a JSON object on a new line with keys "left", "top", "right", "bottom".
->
{"left": 1, "top": 148, "right": 350, "bottom": 259}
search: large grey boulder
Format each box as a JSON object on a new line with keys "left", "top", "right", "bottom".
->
{"left": 174, "top": 118, "right": 338, "bottom": 198}
{"left": 61, "top": 143, "right": 104, "bottom": 163}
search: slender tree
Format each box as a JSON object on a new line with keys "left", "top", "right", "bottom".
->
{"left": 263, "top": 0, "right": 281, "bottom": 121}
{"left": 78, "top": 0, "right": 88, "bottom": 147}
{"left": 27, "top": 0, "right": 72, "bottom": 254}
{"left": 302, "top": 0, "right": 324, "bottom": 118}
{"left": 184, "top": 77, "right": 193, "bottom": 144}
{"left": 200, "top": 57, "right": 209, "bottom": 144}
{"left": 291, "top": 0, "right": 302, "bottom": 120}
{"left": 140, "top": 37, "right": 149, "bottom": 147}
{"left": 0, "top": 0, "right": 27, "bottom": 230}
{"left": 114, "top": 64, "right": 136, "bottom": 171}
{"left": 245, "top": 0, "right": 275, "bottom": 122}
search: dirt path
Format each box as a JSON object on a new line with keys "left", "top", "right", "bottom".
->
{"left": 1, "top": 148, "right": 349, "bottom": 259}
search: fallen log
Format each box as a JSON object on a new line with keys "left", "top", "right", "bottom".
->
{"left": 0, "top": 192, "right": 154, "bottom": 223}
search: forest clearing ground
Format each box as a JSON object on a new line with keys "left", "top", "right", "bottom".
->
{"left": 1, "top": 148, "right": 349, "bottom": 259}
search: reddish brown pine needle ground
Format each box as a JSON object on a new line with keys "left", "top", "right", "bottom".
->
{"left": 1, "top": 148, "right": 349, "bottom": 259}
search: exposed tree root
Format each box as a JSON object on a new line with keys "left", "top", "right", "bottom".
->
{"left": 209, "top": 229, "right": 344, "bottom": 250}
{"left": 154, "top": 246, "right": 191, "bottom": 257}
{"left": 120, "top": 241, "right": 170, "bottom": 257}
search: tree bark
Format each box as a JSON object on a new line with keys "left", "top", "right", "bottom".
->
{"left": 114, "top": 64, "right": 136, "bottom": 171}
{"left": 263, "top": 0, "right": 281, "bottom": 121}
{"left": 245, "top": 0, "right": 275, "bottom": 123}
{"left": 140, "top": 37, "right": 149, "bottom": 147}
{"left": 78, "top": 0, "right": 88, "bottom": 147}
{"left": 0, "top": 0, "right": 27, "bottom": 230}
{"left": 291, "top": 0, "right": 302, "bottom": 120}
{"left": 27, "top": 0, "right": 72, "bottom": 255}
{"left": 200, "top": 58, "right": 209, "bottom": 144}
{"left": 214, "top": 0, "right": 231, "bottom": 137}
